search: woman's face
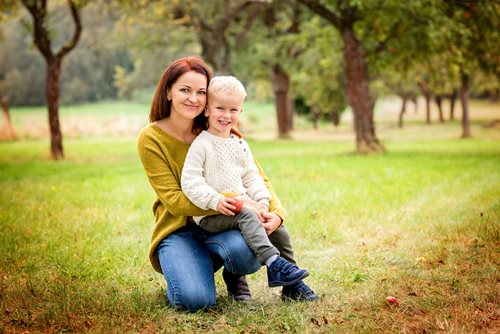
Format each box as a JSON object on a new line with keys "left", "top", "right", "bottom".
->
{"left": 168, "top": 71, "right": 208, "bottom": 121}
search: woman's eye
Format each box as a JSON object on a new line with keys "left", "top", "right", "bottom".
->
{"left": 180, "top": 88, "right": 189, "bottom": 93}
{"left": 198, "top": 91, "right": 206, "bottom": 95}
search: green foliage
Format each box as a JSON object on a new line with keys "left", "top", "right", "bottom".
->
{"left": 290, "top": 16, "right": 347, "bottom": 120}
{"left": 1, "top": 0, "right": 498, "bottom": 114}
{"left": 470, "top": 71, "right": 500, "bottom": 99}
{"left": 434, "top": 0, "right": 499, "bottom": 76}
{"left": 232, "top": 2, "right": 348, "bottom": 124}
{"left": 0, "top": 1, "right": 132, "bottom": 105}
{"left": 0, "top": 0, "right": 18, "bottom": 36}
{"left": 0, "top": 15, "right": 45, "bottom": 104}
{"left": 232, "top": 0, "right": 302, "bottom": 80}
{"left": 354, "top": 0, "right": 499, "bottom": 100}
{"left": 109, "top": 0, "right": 200, "bottom": 96}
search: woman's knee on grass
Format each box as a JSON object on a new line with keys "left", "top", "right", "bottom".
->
{"left": 169, "top": 284, "right": 216, "bottom": 312}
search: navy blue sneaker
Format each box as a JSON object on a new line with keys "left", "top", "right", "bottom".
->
{"left": 282, "top": 281, "right": 319, "bottom": 301}
{"left": 267, "top": 256, "right": 309, "bottom": 287}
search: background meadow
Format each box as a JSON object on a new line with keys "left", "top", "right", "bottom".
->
{"left": 1, "top": 99, "right": 499, "bottom": 333}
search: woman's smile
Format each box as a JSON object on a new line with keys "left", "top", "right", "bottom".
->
{"left": 184, "top": 103, "right": 201, "bottom": 111}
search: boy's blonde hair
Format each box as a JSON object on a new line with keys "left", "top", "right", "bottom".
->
{"left": 208, "top": 76, "right": 247, "bottom": 99}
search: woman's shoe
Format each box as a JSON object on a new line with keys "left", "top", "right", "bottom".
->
{"left": 222, "top": 268, "right": 252, "bottom": 302}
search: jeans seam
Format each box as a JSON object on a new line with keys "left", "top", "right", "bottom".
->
{"left": 164, "top": 269, "right": 180, "bottom": 309}
{"left": 206, "top": 239, "right": 234, "bottom": 273}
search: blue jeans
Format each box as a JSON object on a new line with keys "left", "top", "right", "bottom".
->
{"left": 156, "top": 222, "right": 261, "bottom": 311}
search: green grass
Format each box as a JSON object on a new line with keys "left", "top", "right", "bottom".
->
{"left": 1, "top": 100, "right": 499, "bottom": 333}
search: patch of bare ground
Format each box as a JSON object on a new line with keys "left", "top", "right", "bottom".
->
{"left": 13, "top": 115, "right": 147, "bottom": 140}
{"left": 482, "top": 119, "right": 500, "bottom": 128}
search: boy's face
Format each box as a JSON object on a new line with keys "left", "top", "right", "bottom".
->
{"left": 205, "top": 93, "right": 243, "bottom": 137}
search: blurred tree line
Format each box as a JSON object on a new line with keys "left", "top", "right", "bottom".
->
{"left": 0, "top": 0, "right": 498, "bottom": 157}
{"left": 0, "top": 1, "right": 132, "bottom": 105}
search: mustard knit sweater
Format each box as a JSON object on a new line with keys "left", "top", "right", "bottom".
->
{"left": 137, "top": 123, "right": 287, "bottom": 273}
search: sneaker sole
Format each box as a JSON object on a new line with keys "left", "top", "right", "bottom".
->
{"left": 268, "top": 270, "right": 310, "bottom": 288}
{"left": 281, "top": 294, "right": 320, "bottom": 302}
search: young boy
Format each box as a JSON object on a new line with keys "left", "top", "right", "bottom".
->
{"left": 181, "top": 76, "right": 309, "bottom": 288}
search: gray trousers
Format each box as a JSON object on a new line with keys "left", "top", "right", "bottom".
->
{"left": 268, "top": 224, "right": 296, "bottom": 265}
{"left": 200, "top": 208, "right": 283, "bottom": 265}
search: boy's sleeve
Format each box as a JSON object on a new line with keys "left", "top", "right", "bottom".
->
{"left": 181, "top": 140, "right": 224, "bottom": 211}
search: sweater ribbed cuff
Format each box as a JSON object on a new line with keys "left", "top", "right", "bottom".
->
{"left": 208, "top": 194, "right": 224, "bottom": 211}
{"left": 259, "top": 199, "right": 270, "bottom": 208}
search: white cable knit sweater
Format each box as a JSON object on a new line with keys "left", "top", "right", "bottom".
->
{"left": 181, "top": 131, "right": 271, "bottom": 222}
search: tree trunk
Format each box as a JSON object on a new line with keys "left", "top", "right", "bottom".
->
{"left": 399, "top": 95, "right": 408, "bottom": 129}
{"left": 22, "top": 0, "right": 82, "bottom": 160}
{"left": 412, "top": 96, "right": 418, "bottom": 113}
{"left": 46, "top": 58, "right": 64, "bottom": 159}
{"left": 459, "top": 72, "right": 471, "bottom": 138}
{"left": 435, "top": 95, "right": 445, "bottom": 123}
{"left": 331, "top": 112, "right": 340, "bottom": 127}
{"left": 490, "top": 88, "right": 499, "bottom": 102}
{"left": 342, "top": 25, "right": 383, "bottom": 153}
{"left": 287, "top": 95, "right": 294, "bottom": 130}
{"left": 417, "top": 81, "right": 432, "bottom": 124}
{"left": 449, "top": 89, "right": 457, "bottom": 121}
{"left": 271, "top": 64, "right": 291, "bottom": 138}
{"left": 1, "top": 96, "right": 18, "bottom": 141}
{"left": 200, "top": 31, "right": 232, "bottom": 75}
{"left": 425, "top": 94, "right": 431, "bottom": 124}
{"left": 312, "top": 104, "right": 319, "bottom": 129}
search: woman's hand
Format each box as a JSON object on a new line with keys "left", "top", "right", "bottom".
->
{"left": 260, "top": 212, "right": 282, "bottom": 235}
{"left": 240, "top": 197, "right": 266, "bottom": 222}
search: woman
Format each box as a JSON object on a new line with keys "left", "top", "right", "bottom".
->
{"left": 137, "top": 56, "right": 317, "bottom": 311}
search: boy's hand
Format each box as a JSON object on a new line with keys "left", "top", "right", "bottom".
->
{"left": 216, "top": 198, "right": 237, "bottom": 216}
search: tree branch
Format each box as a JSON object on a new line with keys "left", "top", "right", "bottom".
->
{"left": 215, "top": 0, "right": 261, "bottom": 32}
{"left": 288, "top": 2, "right": 301, "bottom": 34}
{"left": 56, "top": 0, "right": 83, "bottom": 59}
{"left": 296, "top": 0, "right": 341, "bottom": 28}
{"left": 22, "top": 0, "right": 53, "bottom": 59}
{"left": 367, "top": 21, "right": 400, "bottom": 56}
{"left": 235, "top": 3, "right": 266, "bottom": 42}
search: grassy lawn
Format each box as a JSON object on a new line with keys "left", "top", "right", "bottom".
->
{"left": 1, "top": 99, "right": 499, "bottom": 333}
